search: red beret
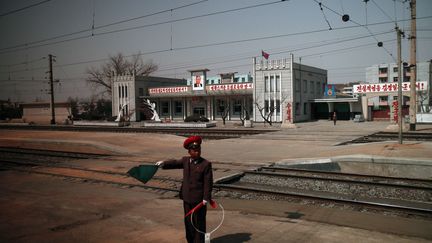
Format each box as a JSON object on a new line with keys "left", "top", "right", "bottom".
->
{"left": 183, "top": 136, "right": 202, "bottom": 149}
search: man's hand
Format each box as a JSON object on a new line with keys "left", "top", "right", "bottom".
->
{"left": 202, "top": 200, "right": 207, "bottom": 205}
{"left": 155, "top": 161, "right": 164, "bottom": 167}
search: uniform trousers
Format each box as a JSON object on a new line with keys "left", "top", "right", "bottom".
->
{"left": 183, "top": 201, "right": 207, "bottom": 243}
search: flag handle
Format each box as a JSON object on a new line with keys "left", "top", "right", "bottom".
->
{"left": 185, "top": 200, "right": 217, "bottom": 218}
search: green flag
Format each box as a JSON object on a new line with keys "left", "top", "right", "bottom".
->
{"left": 127, "top": 164, "right": 159, "bottom": 184}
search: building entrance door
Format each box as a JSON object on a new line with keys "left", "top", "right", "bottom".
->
{"left": 193, "top": 107, "right": 205, "bottom": 116}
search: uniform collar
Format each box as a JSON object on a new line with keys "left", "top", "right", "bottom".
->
{"left": 190, "top": 157, "right": 202, "bottom": 164}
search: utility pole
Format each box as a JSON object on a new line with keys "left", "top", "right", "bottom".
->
{"left": 409, "top": 0, "right": 417, "bottom": 131}
{"left": 396, "top": 27, "right": 403, "bottom": 144}
{"left": 48, "top": 54, "right": 56, "bottom": 125}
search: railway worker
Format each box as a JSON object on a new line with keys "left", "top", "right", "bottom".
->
{"left": 155, "top": 135, "right": 213, "bottom": 243}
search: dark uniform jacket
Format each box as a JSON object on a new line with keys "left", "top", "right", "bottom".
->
{"left": 162, "top": 156, "right": 213, "bottom": 203}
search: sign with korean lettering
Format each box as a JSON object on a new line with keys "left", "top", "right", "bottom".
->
{"left": 208, "top": 83, "right": 253, "bottom": 91}
{"left": 149, "top": 86, "right": 189, "bottom": 94}
{"left": 392, "top": 100, "right": 398, "bottom": 123}
{"left": 353, "top": 81, "right": 428, "bottom": 94}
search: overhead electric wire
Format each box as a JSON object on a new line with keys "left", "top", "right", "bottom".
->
{"left": 0, "top": 0, "right": 52, "bottom": 18}
{"left": 0, "top": 57, "right": 45, "bottom": 67}
{"left": 155, "top": 30, "right": 394, "bottom": 73}
{"left": 0, "top": 0, "right": 288, "bottom": 54}
{"left": 0, "top": 0, "right": 208, "bottom": 52}
{"left": 301, "top": 38, "right": 396, "bottom": 59}
{"left": 371, "top": 0, "right": 396, "bottom": 23}
{"left": 0, "top": 27, "right": 403, "bottom": 75}
{"left": 312, "top": 0, "right": 398, "bottom": 61}
{"left": 96, "top": 0, "right": 209, "bottom": 30}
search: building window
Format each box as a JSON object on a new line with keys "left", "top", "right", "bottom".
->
{"left": 160, "top": 101, "right": 169, "bottom": 116}
{"left": 174, "top": 101, "right": 183, "bottom": 116}
{"left": 295, "top": 79, "right": 300, "bottom": 92}
{"left": 379, "top": 77, "right": 388, "bottom": 83}
{"left": 393, "top": 67, "right": 398, "bottom": 73}
{"left": 310, "top": 81, "right": 314, "bottom": 94}
{"left": 295, "top": 102, "right": 300, "bottom": 115}
{"left": 216, "top": 99, "right": 228, "bottom": 115}
{"left": 316, "top": 82, "right": 321, "bottom": 95}
{"left": 379, "top": 96, "right": 388, "bottom": 102}
{"left": 264, "top": 76, "right": 269, "bottom": 92}
{"left": 303, "top": 80, "right": 307, "bottom": 93}
{"left": 242, "top": 77, "right": 245, "bottom": 82}
{"left": 275, "top": 75, "right": 280, "bottom": 92}
{"left": 276, "top": 100, "right": 280, "bottom": 115}
{"left": 234, "top": 77, "right": 239, "bottom": 82}
{"left": 379, "top": 67, "right": 388, "bottom": 74}
{"left": 232, "top": 99, "right": 242, "bottom": 115}
{"left": 393, "top": 77, "right": 398, "bottom": 82}
{"left": 303, "top": 103, "right": 307, "bottom": 115}
{"left": 125, "top": 86, "right": 128, "bottom": 98}
{"left": 265, "top": 100, "right": 269, "bottom": 113}
{"left": 118, "top": 86, "right": 121, "bottom": 98}
{"left": 270, "top": 76, "right": 275, "bottom": 92}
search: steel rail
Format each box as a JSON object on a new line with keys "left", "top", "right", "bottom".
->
{"left": 0, "top": 161, "right": 180, "bottom": 193}
{"left": 0, "top": 158, "right": 183, "bottom": 183}
{"left": 0, "top": 124, "right": 275, "bottom": 136}
{"left": 257, "top": 167, "right": 432, "bottom": 189}
{"left": 0, "top": 146, "right": 110, "bottom": 158}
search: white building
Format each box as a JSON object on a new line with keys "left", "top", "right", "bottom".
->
{"left": 253, "top": 55, "right": 328, "bottom": 123}
{"left": 363, "top": 61, "right": 432, "bottom": 121}
{"left": 111, "top": 55, "right": 331, "bottom": 123}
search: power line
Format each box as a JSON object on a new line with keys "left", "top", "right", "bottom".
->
{"left": 0, "top": 0, "right": 52, "bottom": 18}
{"left": 0, "top": 0, "right": 208, "bottom": 52}
{"left": 371, "top": 0, "right": 395, "bottom": 23}
{"left": 301, "top": 39, "right": 396, "bottom": 59}
{"left": 0, "top": 57, "right": 45, "bottom": 67}
{"left": 0, "top": 0, "right": 288, "bottom": 54}
{"left": 0, "top": 26, "right": 405, "bottom": 74}
{"left": 312, "top": 0, "right": 398, "bottom": 61}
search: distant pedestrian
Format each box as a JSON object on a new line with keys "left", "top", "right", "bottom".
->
{"left": 333, "top": 111, "right": 337, "bottom": 126}
{"left": 155, "top": 136, "right": 213, "bottom": 243}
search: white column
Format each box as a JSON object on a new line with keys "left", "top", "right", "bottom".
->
{"left": 273, "top": 73, "right": 277, "bottom": 122}
{"left": 279, "top": 71, "right": 282, "bottom": 122}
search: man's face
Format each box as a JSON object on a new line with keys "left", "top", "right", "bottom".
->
{"left": 188, "top": 147, "right": 201, "bottom": 159}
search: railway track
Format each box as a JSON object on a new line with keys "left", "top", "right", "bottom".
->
{"left": 214, "top": 166, "right": 432, "bottom": 219}
{"left": 0, "top": 147, "right": 181, "bottom": 195}
{"left": 2, "top": 147, "right": 431, "bottom": 219}
{"left": 339, "top": 131, "right": 432, "bottom": 145}
{"left": 0, "top": 124, "right": 275, "bottom": 139}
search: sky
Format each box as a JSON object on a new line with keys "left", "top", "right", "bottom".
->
{"left": 0, "top": 0, "right": 431, "bottom": 103}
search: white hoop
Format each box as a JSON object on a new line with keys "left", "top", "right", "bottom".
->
{"left": 191, "top": 203, "right": 224, "bottom": 237}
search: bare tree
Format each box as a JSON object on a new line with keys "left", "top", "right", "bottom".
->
{"left": 255, "top": 101, "right": 275, "bottom": 126}
{"left": 86, "top": 52, "right": 158, "bottom": 95}
{"left": 239, "top": 102, "right": 250, "bottom": 126}
{"left": 254, "top": 95, "right": 289, "bottom": 126}
{"left": 216, "top": 98, "right": 230, "bottom": 125}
